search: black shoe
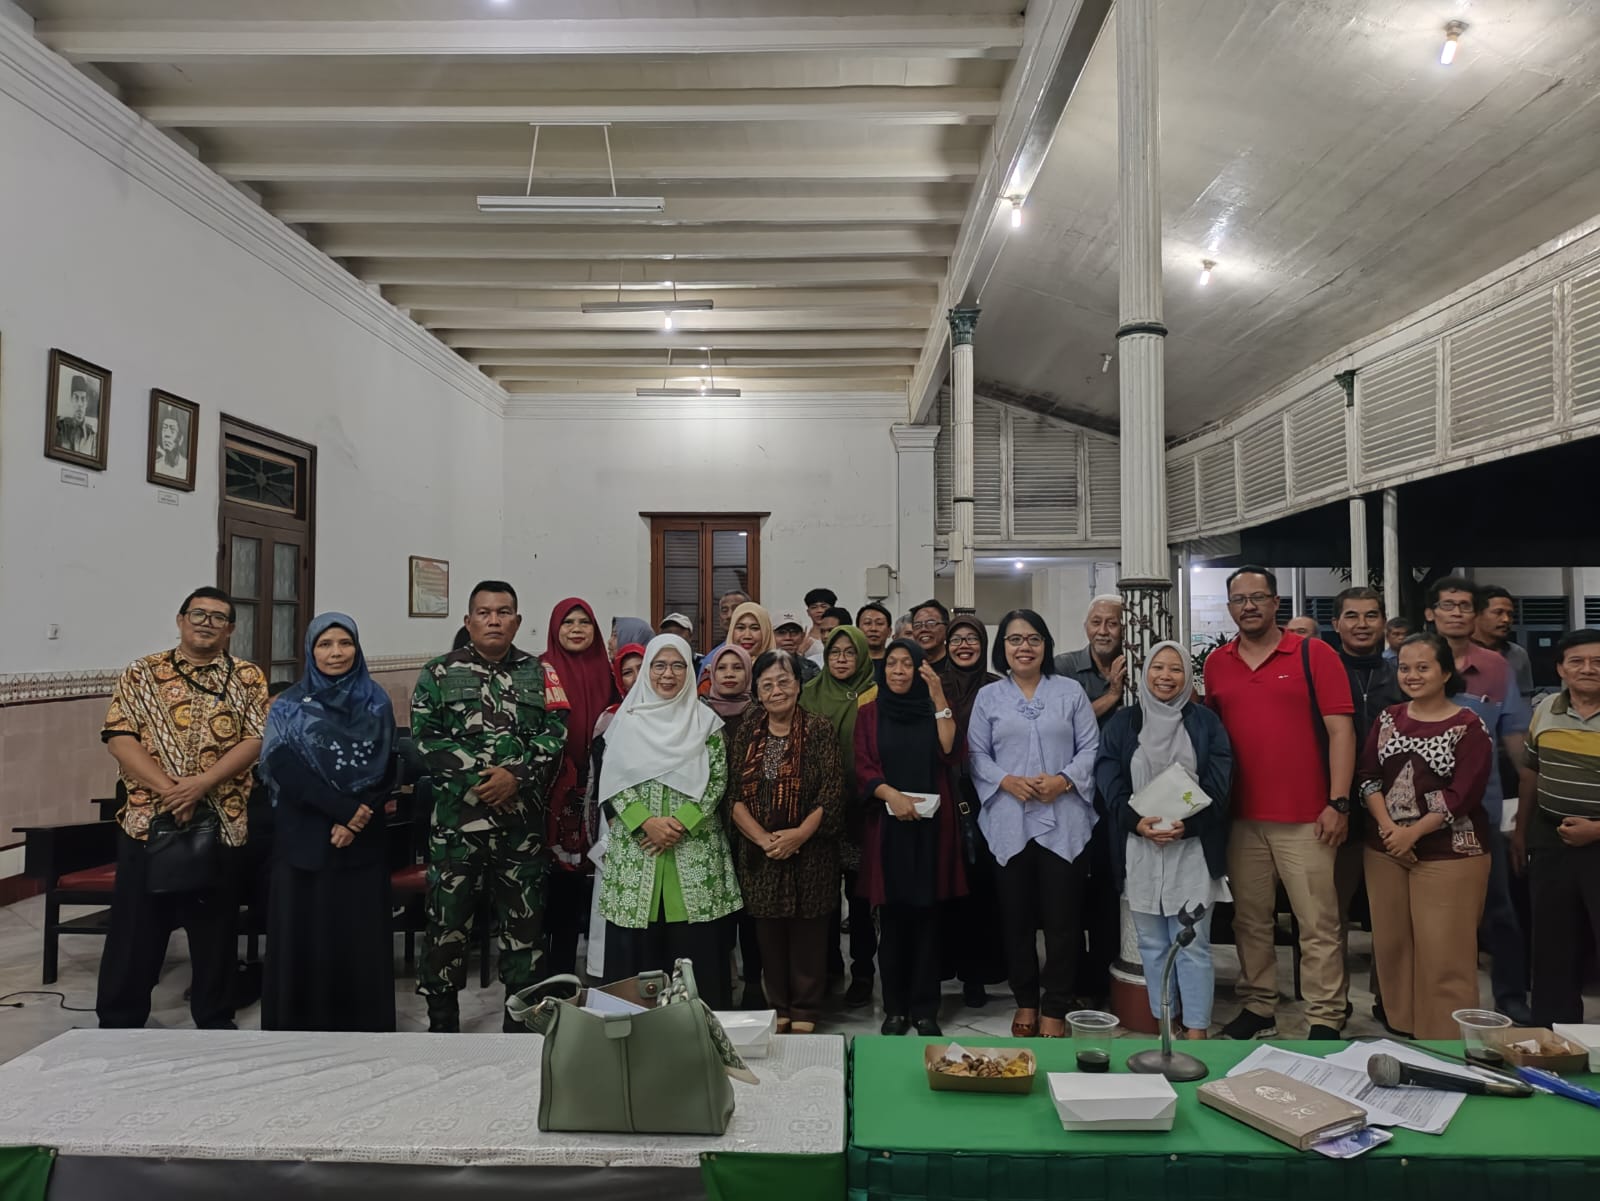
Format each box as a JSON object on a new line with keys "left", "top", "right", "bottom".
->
{"left": 1306, "top": 1024, "right": 1343, "bottom": 1040}
{"left": 914, "top": 1018, "right": 943, "bottom": 1037}
{"left": 880, "top": 1015, "right": 911, "bottom": 1035}
{"left": 1343, "top": 1000, "right": 1354, "bottom": 1021}
{"left": 1217, "top": 1009, "right": 1277, "bottom": 1040}
{"left": 962, "top": 983, "right": 990, "bottom": 1008}
{"left": 845, "top": 975, "right": 875, "bottom": 1008}
{"left": 426, "top": 995, "right": 460, "bottom": 1034}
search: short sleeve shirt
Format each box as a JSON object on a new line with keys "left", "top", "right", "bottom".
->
{"left": 1054, "top": 646, "right": 1123, "bottom": 727}
{"left": 1203, "top": 632, "right": 1354, "bottom": 823}
{"left": 102, "top": 649, "right": 269, "bottom": 845}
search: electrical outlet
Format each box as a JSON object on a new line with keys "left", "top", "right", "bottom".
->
{"left": 47, "top": 624, "right": 59, "bottom": 640}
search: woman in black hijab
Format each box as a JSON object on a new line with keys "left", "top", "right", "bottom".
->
{"left": 853, "top": 640, "right": 966, "bottom": 1035}
{"left": 939, "top": 617, "right": 1008, "bottom": 1005}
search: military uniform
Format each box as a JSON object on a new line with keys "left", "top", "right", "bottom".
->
{"left": 410, "top": 644, "right": 568, "bottom": 1027}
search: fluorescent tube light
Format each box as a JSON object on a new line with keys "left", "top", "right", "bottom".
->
{"left": 477, "top": 194, "right": 665, "bottom": 214}
{"left": 636, "top": 387, "right": 742, "bottom": 398}
{"left": 581, "top": 300, "right": 714, "bottom": 315}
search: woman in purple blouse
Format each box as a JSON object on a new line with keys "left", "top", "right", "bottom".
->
{"left": 967, "top": 609, "right": 1100, "bottom": 1038}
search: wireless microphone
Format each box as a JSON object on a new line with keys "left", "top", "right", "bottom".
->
{"left": 1366, "top": 1053, "right": 1532, "bottom": 1097}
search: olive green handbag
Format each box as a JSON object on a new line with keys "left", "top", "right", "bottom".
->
{"left": 507, "top": 959, "right": 753, "bottom": 1135}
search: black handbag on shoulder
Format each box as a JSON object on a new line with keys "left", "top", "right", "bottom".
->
{"left": 145, "top": 806, "right": 223, "bottom": 894}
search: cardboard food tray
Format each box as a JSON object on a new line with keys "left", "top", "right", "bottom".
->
{"left": 924, "top": 1044, "right": 1036, "bottom": 1094}
{"left": 1487, "top": 1027, "right": 1591, "bottom": 1074}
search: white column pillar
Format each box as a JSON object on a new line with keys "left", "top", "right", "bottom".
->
{"left": 1115, "top": 0, "right": 1172, "bottom": 677}
{"left": 1288, "top": 566, "right": 1306, "bottom": 619}
{"left": 1176, "top": 546, "right": 1192, "bottom": 655}
{"left": 890, "top": 424, "right": 940, "bottom": 619}
{"left": 1563, "top": 567, "right": 1585, "bottom": 632}
{"left": 1350, "top": 495, "right": 1369, "bottom": 592}
{"left": 1382, "top": 488, "right": 1401, "bottom": 621}
{"left": 948, "top": 307, "right": 981, "bottom": 615}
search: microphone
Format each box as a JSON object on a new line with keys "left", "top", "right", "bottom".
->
{"left": 1366, "top": 1053, "right": 1532, "bottom": 1098}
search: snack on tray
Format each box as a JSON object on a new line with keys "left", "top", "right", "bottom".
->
{"left": 930, "top": 1052, "right": 1032, "bottom": 1079}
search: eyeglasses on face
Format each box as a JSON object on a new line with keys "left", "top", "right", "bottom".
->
{"left": 1227, "top": 593, "right": 1275, "bottom": 608}
{"left": 756, "top": 678, "right": 795, "bottom": 697}
{"left": 649, "top": 661, "right": 689, "bottom": 676}
{"left": 826, "top": 648, "right": 857, "bottom": 660}
{"left": 911, "top": 619, "right": 946, "bottom": 631}
{"left": 948, "top": 635, "right": 981, "bottom": 648}
{"left": 1004, "top": 634, "right": 1044, "bottom": 648}
{"left": 183, "top": 609, "right": 232, "bottom": 628}
{"left": 1432, "top": 600, "right": 1475, "bottom": 614}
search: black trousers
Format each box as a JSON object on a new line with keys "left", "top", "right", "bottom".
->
{"left": 735, "top": 910, "right": 764, "bottom": 1003}
{"left": 995, "top": 840, "right": 1088, "bottom": 1019}
{"left": 953, "top": 835, "right": 1009, "bottom": 987}
{"left": 879, "top": 903, "right": 940, "bottom": 1020}
{"left": 543, "top": 869, "right": 594, "bottom": 978}
{"left": 1072, "top": 817, "right": 1119, "bottom": 1001}
{"left": 1529, "top": 837, "right": 1600, "bottom": 1026}
{"left": 96, "top": 831, "right": 241, "bottom": 1029}
{"left": 603, "top": 915, "right": 733, "bottom": 1010}
{"left": 829, "top": 869, "right": 879, "bottom": 979}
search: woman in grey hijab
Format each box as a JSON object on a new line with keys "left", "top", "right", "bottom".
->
{"left": 1093, "top": 642, "right": 1232, "bottom": 1038}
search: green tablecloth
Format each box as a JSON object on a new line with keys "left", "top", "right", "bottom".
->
{"left": 849, "top": 1037, "right": 1600, "bottom": 1201}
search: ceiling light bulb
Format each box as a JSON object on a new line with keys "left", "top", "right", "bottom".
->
{"left": 1199, "top": 259, "right": 1216, "bottom": 286}
{"left": 1008, "top": 197, "right": 1023, "bottom": 230}
{"left": 663, "top": 314, "right": 673, "bottom": 331}
{"left": 1440, "top": 20, "right": 1466, "bottom": 65}
{"left": 1014, "top": 560, "right": 1025, "bottom": 571}
{"left": 662, "top": 280, "right": 674, "bottom": 288}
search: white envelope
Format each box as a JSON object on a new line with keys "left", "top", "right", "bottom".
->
{"left": 1554, "top": 1024, "right": 1600, "bottom": 1072}
{"left": 713, "top": 1009, "right": 777, "bottom": 1059}
{"left": 886, "top": 791, "right": 940, "bottom": 818}
{"left": 1129, "top": 763, "right": 1213, "bottom": 829}
{"left": 1047, "top": 1073, "right": 1178, "bottom": 1132}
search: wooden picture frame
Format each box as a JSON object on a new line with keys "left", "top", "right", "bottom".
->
{"left": 409, "top": 555, "right": 451, "bottom": 618}
{"left": 44, "top": 348, "right": 111, "bottom": 471}
{"left": 147, "top": 389, "right": 199, "bottom": 491}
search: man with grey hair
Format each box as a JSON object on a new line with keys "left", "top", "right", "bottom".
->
{"left": 1054, "top": 593, "right": 1126, "bottom": 1005}
{"left": 1054, "top": 595, "right": 1127, "bottom": 724}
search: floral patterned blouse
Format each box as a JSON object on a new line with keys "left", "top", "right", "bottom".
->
{"left": 597, "top": 731, "right": 742, "bottom": 929}
{"left": 1358, "top": 705, "right": 1492, "bottom": 860}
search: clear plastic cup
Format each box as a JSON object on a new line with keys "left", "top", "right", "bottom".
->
{"left": 1452, "top": 1008, "right": 1511, "bottom": 1060}
{"left": 1067, "top": 1009, "right": 1119, "bottom": 1072}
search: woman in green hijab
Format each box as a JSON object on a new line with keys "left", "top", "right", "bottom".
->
{"left": 800, "top": 625, "right": 880, "bottom": 1005}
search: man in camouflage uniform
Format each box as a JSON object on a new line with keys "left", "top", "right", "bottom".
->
{"left": 411, "top": 579, "right": 569, "bottom": 1032}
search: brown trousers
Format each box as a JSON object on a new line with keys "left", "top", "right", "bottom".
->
{"left": 1227, "top": 820, "right": 1347, "bottom": 1026}
{"left": 755, "top": 915, "right": 830, "bottom": 1024}
{"left": 1364, "top": 847, "right": 1490, "bottom": 1039}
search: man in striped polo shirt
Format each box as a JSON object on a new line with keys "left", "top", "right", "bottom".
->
{"left": 1514, "top": 628, "right": 1600, "bottom": 1026}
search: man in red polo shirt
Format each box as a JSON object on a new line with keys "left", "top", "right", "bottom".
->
{"left": 1205, "top": 566, "right": 1356, "bottom": 1039}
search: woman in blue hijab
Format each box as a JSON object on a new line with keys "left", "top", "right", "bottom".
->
{"left": 260, "top": 612, "right": 398, "bottom": 1032}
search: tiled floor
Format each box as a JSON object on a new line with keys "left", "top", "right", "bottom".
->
{"left": 0, "top": 896, "right": 1591, "bottom": 1064}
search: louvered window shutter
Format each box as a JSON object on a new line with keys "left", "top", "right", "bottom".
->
{"left": 1010, "top": 412, "right": 1082, "bottom": 539}
{"left": 1571, "top": 269, "right": 1600, "bottom": 417}
{"left": 972, "top": 399, "right": 1006, "bottom": 539}
{"left": 1167, "top": 454, "right": 1198, "bottom": 536}
{"left": 1357, "top": 345, "right": 1439, "bottom": 481}
{"left": 1197, "top": 444, "right": 1239, "bottom": 527}
{"left": 935, "top": 389, "right": 952, "bottom": 535}
{"left": 1086, "top": 436, "right": 1121, "bottom": 542}
{"left": 1288, "top": 384, "right": 1348, "bottom": 499}
{"left": 1446, "top": 292, "right": 1555, "bottom": 449}
{"left": 1238, "top": 416, "right": 1288, "bottom": 515}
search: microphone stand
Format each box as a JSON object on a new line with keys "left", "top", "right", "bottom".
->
{"left": 1127, "top": 902, "right": 1210, "bottom": 1082}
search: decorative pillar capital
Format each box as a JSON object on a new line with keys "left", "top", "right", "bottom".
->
{"left": 947, "top": 305, "right": 982, "bottom": 347}
{"left": 1334, "top": 369, "right": 1357, "bottom": 407}
{"left": 890, "top": 424, "right": 941, "bottom": 454}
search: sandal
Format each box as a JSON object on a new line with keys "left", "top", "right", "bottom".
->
{"left": 1010, "top": 1008, "right": 1039, "bottom": 1038}
{"left": 789, "top": 1020, "right": 816, "bottom": 1034}
{"left": 775, "top": 1017, "right": 792, "bottom": 1033}
{"left": 1039, "top": 1016, "right": 1067, "bottom": 1038}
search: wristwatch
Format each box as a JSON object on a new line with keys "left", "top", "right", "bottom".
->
{"left": 933, "top": 707, "right": 954, "bottom": 720}
{"left": 1328, "top": 795, "right": 1351, "bottom": 815}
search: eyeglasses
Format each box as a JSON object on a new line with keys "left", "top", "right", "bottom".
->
{"left": 649, "top": 662, "right": 689, "bottom": 676}
{"left": 183, "top": 610, "right": 232, "bottom": 628}
{"left": 1227, "top": 593, "right": 1275, "bottom": 608}
{"left": 756, "top": 679, "right": 794, "bottom": 697}
{"left": 1004, "top": 635, "right": 1044, "bottom": 649}
{"left": 911, "top": 619, "right": 946, "bottom": 631}
{"left": 826, "top": 648, "right": 857, "bottom": 660}
{"left": 1432, "top": 600, "right": 1475, "bottom": 614}
{"left": 948, "top": 635, "right": 981, "bottom": 647}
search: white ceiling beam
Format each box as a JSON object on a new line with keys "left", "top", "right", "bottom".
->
{"left": 486, "top": 364, "right": 913, "bottom": 382}
{"left": 501, "top": 377, "right": 913, "bottom": 396}
{"left": 439, "top": 330, "right": 923, "bottom": 351}
{"left": 137, "top": 88, "right": 999, "bottom": 128}
{"left": 415, "top": 307, "right": 931, "bottom": 332}
{"left": 271, "top": 193, "right": 966, "bottom": 226}
{"left": 214, "top": 154, "right": 981, "bottom": 185}
{"left": 384, "top": 285, "right": 936, "bottom": 311}
{"left": 466, "top": 349, "right": 916, "bottom": 368}
{"left": 353, "top": 258, "right": 948, "bottom": 288}
{"left": 317, "top": 228, "right": 952, "bottom": 260}
{"left": 39, "top": 17, "right": 1024, "bottom": 62}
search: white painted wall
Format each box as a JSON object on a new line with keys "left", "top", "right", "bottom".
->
{"left": 0, "top": 86, "right": 505, "bottom": 674}
{"left": 499, "top": 405, "right": 905, "bottom": 640}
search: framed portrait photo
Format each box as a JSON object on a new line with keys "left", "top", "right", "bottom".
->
{"left": 44, "top": 349, "right": 111, "bottom": 471}
{"left": 409, "top": 555, "right": 451, "bottom": 618}
{"left": 147, "top": 389, "right": 199, "bottom": 491}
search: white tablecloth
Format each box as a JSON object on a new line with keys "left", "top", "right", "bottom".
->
{"left": 0, "top": 1029, "right": 844, "bottom": 1168}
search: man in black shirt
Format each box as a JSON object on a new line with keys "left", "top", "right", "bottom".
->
{"left": 1331, "top": 586, "right": 1404, "bottom": 1024}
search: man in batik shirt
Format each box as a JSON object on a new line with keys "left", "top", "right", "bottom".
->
{"left": 412, "top": 580, "right": 569, "bottom": 1032}
{"left": 97, "top": 586, "right": 268, "bottom": 1029}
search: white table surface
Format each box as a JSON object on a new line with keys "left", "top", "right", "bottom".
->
{"left": 0, "top": 1028, "right": 845, "bottom": 1168}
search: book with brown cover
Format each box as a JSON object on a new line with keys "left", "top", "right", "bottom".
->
{"left": 1198, "top": 1069, "right": 1370, "bottom": 1151}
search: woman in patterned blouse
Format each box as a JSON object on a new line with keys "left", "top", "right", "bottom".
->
{"left": 596, "top": 635, "right": 741, "bottom": 1008}
{"left": 728, "top": 650, "right": 845, "bottom": 1032}
{"left": 1358, "top": 631, "right": 1494, "bottom": 1039}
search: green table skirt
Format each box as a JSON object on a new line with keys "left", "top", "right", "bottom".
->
{"left": 848, "top": 1037, "right": 1600, "bottom": 1201}
{"left": 0, "top": 1147, "right": 52, "bottom": 1201}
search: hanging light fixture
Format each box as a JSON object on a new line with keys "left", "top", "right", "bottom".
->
{"left": 479, "top": 124, "right": 665, "bottom": 214}
{"left": 1440, "top": 20, "right": 1466, "bottom": 65}
{"left": 1199, "top": 259, "right": 1216, "bottom": 286}
{"left": 636, "top": 347, "right": 741, "bottom": 397}
{"left": 582, "top": 269, "right": 713, "bottom": 322}
{"left": 1007, "top": 195, "right": 1023, "bottom": 229}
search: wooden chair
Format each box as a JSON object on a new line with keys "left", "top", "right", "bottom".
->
{"left": 15, "top": 818, "right": 119, "bottom": 984}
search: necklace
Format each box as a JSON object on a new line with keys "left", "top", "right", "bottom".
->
{"left": 171, "top": 649, "right": 235, "bottom": 699}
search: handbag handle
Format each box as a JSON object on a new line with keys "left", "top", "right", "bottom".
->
{"left": 506, "top": 973, "right": 583, "bottom": 1031}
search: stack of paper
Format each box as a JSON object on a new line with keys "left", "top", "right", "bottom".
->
{"left": 1228, "top": 1042, "right": 1479, "bottom": 1135}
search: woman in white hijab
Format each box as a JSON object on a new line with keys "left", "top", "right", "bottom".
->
{"left": 1093, "top": 641, "right": 1233, "bottom": 1038}
{"left": 596, "top": 634, "right": 742, "bottom": 1005}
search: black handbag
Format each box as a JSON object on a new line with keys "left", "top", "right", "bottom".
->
{"left": 145, "top": 806, "right": 223, "bottom": 894}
